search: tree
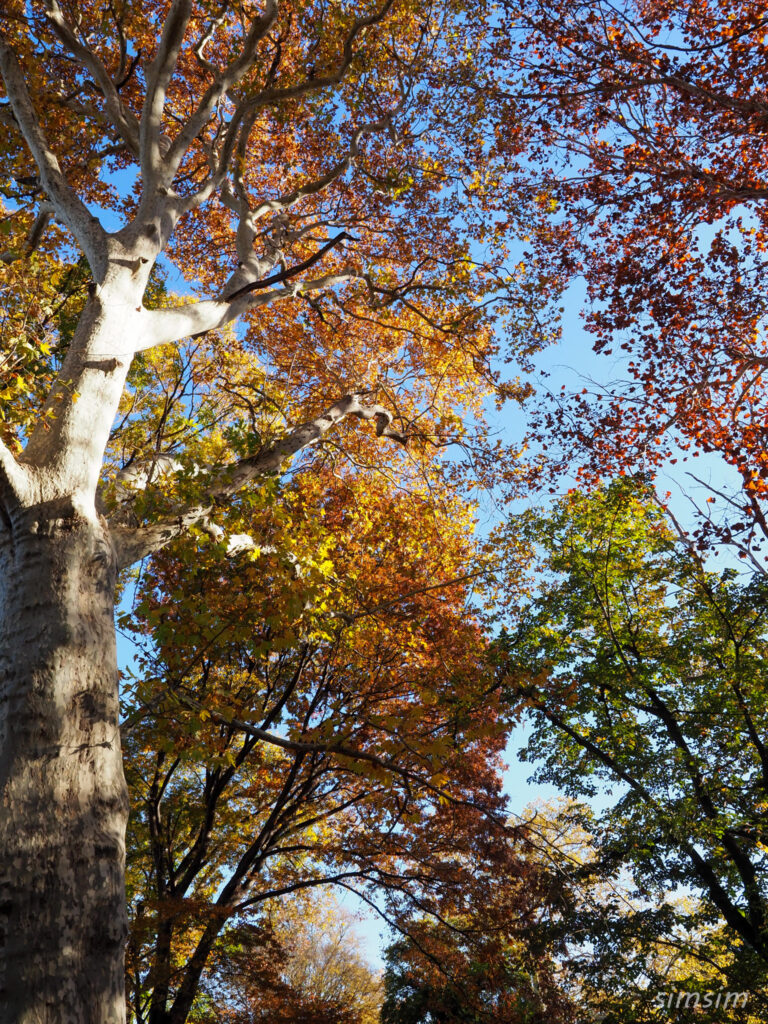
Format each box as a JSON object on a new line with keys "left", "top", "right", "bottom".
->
{"left": 518, "top": 797, "right": 768, "bottom": 1024}
{"left": 376, "top": 809, "right": 576, "bottom": 1024}
{"left": 120, "top": 462, "right": 517, "bottom": 1023}
{"left": 380, "top": 931, "right": 562, "bottom": 1024}
{"left": 264, "top": 895, "right": 382, "bottom": 1024}
{"left": 495, "top": 478, "right": 768, "bottom": 1007}
{"left": 201, "top": 892, "right": 383, "bottom": 1024}
{"left": 0, "top": 2, "right": 529, "bottom": 1020}
{"left": 487, "top": 0, "right": 768, "bottom": 553}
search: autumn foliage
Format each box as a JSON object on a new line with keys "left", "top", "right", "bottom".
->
{"left": 474, "top": 0, "right": 768, "bottom": 552}
{"left": 0, "top": 1, "right": 544, "bottom": 1020}
{"left": 8, "top": 0, "right": 768, "bottom": 1021}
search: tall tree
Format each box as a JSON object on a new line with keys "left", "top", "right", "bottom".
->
{"left": 495, "top": 478, "right": 768, "bottom": 1008}
{"left": 121, "top": 461, "right": 514, "bottom": 1024}
{"left": 0, "top": 2, "right": 530, "bottom": 1020}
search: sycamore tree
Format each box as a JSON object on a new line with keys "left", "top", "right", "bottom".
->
{"left": 0, "top": 2, "right": 537, "bottom": 1021}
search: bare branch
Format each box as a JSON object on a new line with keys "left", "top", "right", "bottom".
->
{"left": 42, "top": 0, "right": 140, "bottom": 156}
{"left": 0, "top": 40, "right": 108, "bottom": 278}
{"left": 224, "top": 231, "right": 352, "bottom": 300}
{"left": 169, "top": 684, "right": 425, "bottom": 780}
{"left": 204, "top": 392, "right": 408, "bottom": 500}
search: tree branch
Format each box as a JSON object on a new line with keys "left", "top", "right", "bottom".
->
{"left": 204, "top": 392, "right": 408, "bottom": 498}
{"left": 242, "top": 108, "right": 403, "bottom": 225}
{"left": 169, "top": 685, "right": 415, "bottom": 778}
{"left": 109, "top": 392, "right": 408, "bottom": 567}
{"left": 205, "top": 104, "right": 397, "bottom": 296}
{"left": 224, "top": 231, "right": 352, "bottom": 301}
{"left": 137, "top": 266, "right": 355, "bottom": 351}
{"left": 42, "top": 0, "right": 140, "bottom": 157}
{"left": 139, "top": 0, "right": 194, "bottom": 187}
{"left": 164, "top": 0, "right": 280, "bottom": 180}
{"left": 111, "top": 506, "right": 212, "bottom": 568}
{"left": 0, "top": 39, "right": 108, "bottom": 278}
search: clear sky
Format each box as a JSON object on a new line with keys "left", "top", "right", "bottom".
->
{"left": 103, "top": 157, "right": 749, "bottom": 972}
{"left": 113, "top": 250, "right": 745, "bottom": 970}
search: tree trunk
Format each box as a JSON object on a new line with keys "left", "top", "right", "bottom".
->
{"left": 0, "top": 498, "right": 128, "bottom": 1023}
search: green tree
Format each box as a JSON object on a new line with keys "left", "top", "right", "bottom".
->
{"left": 495, "top": 478, "right": 768, "bottom": 1015}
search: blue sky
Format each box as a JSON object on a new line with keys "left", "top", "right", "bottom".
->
{"left": 112, "top": 249, "right": 748, "bottom": 968}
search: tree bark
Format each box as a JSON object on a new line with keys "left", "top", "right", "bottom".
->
{"left": 0, "top": 498, "right": 129, "bottom": 1023}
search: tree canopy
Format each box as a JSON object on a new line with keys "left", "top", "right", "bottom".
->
{"left": 6, "top": 1, "right": 768, "bottom": 1022}
{"left": 495, "top": 479, "right": 768, "bottom": 1019}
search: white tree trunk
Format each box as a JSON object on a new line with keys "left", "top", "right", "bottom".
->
{"left": 0, "top": 499, "right": 128, "bottom": 1023}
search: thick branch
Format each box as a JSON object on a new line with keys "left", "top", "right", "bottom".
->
{"left": 165, "top": 0, "right": 280, "bottom": 179}
{"left": 224, "top": 231, "right": 352, "bottom": 300}
{"left": 138, "top": 266, "right": 354, "bottom": 351}
{"left": 110, "top": 507, "right": 211, "bottom": 568}
{"left": 205, "top": 392, "right": 408, "bottom": 498}
{"left": 109, "top": 393, "right": 408, "bottom": 566}
{"left": 0, "top": 40, "right": 108, "bottom": 278}
{"left": 140, "top": 0, "right": 194, "bottom": 187}
{"left": 42, "top": 0, "right": 140, "bottom": 156}
{"left": 211, "top": 103, "right": 399, "bottom": 294}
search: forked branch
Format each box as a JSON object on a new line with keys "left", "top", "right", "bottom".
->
{"left": 138, "top": 258, "right": 356, "bottom": 352}
{"left": 42, "top": 0, "right": 140, "bottom": 156}
{"left": 0, "top": 40, "right": 108, "bottom": 278}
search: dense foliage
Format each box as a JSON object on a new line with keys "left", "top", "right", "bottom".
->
{"left": 5, "top": 1, "right": 768, "bottom": 1022}
{"left": 495, "top": 480, "right": 768, "bottom": 1021}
